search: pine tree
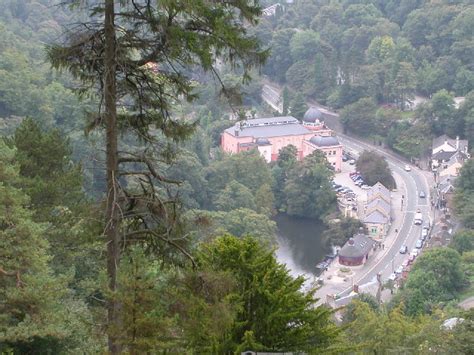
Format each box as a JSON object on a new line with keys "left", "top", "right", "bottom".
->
{"left": 198, "top": 235, "right": 340, "bottom": 353}
{"left": 48, "top": 1, "right": 267, "bottom": 351}
{"left": 290, "top": 92, "right": 308, "bottom": 119}
{"left": 0, "top": 141, "right": 95, "bottom": 353}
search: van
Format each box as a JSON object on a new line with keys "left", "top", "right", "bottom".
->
{"left": 414, "top": 210, "right": 423, "bottom": 225}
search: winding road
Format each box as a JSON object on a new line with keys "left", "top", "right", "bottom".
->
{"left": 336, "top": 134, "right": 432, "bottom": 297}
{"left": 261, "top": 82, "right": 434, "bottom": 299}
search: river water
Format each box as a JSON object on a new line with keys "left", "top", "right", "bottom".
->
{"left": 274, "top": 214, "right": 330, "bottom": 286}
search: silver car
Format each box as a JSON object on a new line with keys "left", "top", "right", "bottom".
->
{"left": 415, "top": 239, "right": 423, "bottom": 249}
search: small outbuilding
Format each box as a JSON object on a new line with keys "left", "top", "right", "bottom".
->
{"left": 338, "top": 233, "right": 375, "bottom": 266}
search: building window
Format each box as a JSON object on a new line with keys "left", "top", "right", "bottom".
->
{"left": 332, "top": 162, "right": 336, "bottom": 166}
{"left": 371, "top": 227, "right": 377, "bottom": 234}
{"left": 333, "top": 150, "right": 336, "bottom": 155}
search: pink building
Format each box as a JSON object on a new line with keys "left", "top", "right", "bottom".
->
{"left": 302, "top": 106, "right": 333, "bottom": 136}
{"left": 302, "top": 135, "right": 343, "bottom": 171}
{"left": 221, "top": 112, "right": 343, "bottom": 171}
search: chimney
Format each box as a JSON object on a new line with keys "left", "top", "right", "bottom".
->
{"left": 456, "top": 136, "right": 459, "bottom": 150}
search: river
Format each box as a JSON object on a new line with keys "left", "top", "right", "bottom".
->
{"left": 274, "top": 214, "right": 330, "bottom": 287}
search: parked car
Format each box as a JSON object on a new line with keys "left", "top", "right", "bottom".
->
{"left": 422, "top": 223, "right": 430, "bottom": 231}
{"left": 419, "top": 191, "right": 426, "bottom": 198}
{"left": 404, "top": 165, "right": 411, "bottom": 172}
{"left": 402, "top": 259, "right": 410, "bottom": 268}
{"left": 388, "top": 273, "right": 397, "bottom": 282}
{"left": 415, "top": 239, "right": 423, "bottom": 249}
{"left": 421, "top": 228, "right": 428, "bottom": 240}
{"left": 408, "top": 254, "right": 416, "bottom": 263}
{"left": 395, "top": 265, "right": 404, "bottom": 274}
{"left": 411, "top": 249, "right": 420, "bottom": 257}
{"left": 342, "top": 155, "right": 349, "bottom": 162}
{"left": 349, "top": 159, "right": 356, "bottom": 165}
{"left": 399, "top": 245, "right": 408, "bottom": 254}
{"left": 361, "top": 184, "right": 370, "bottom": 190}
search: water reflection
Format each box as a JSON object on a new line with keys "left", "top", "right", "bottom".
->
{"left": 274, "top": 214, "right": 329, "bottom": 279}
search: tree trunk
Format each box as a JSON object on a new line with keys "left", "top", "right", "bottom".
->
{"left": 104, "top": 0, "right": 121, "bottom": 353}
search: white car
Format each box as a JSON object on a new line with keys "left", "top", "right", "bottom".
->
{"left": 404, "top": 165, "right": 411, "bottom": 172}
{"left": 402, "top": 259, "right": 410, "bottom": 268}
{"left": 395, "top": 266, "right": 404, "bottom": 274}
{"left": 388, "top": 273, "right": 397, "bottom": 281}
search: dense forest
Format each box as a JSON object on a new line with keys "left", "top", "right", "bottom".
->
{"left": 256, "top": 0, "right": 474, "bottom": 158}
{"left": 0, "top": 0, "right": 473, "bottom": 353}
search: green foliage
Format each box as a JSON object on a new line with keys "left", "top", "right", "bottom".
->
{"left": 340, "top": 97, "right": 378, "bottom": 136}
{"left": 455, "top": 159, "right": 474, "bottom": 229}
{"left": 284, "top": 151, "right": 337, "bottom": 219}
{"left": 9, "top": 118, "right": 84, "bottom": 220}
{"left": 451, "top": 230, "right": 474, "bottom": 255}
{"left": 417, "top": 89, "right": 458, "bottom": 136}
{"left": 322, "top": 217, "right": 365, "bottom": 248}
{"left": 206, "top": 150, "right": 273, "bottom": 203}
{"left": 113, "top": 248, "right": 179, "bottom": 352}
{"left": 0, "top": 140, "right": 96, "bottom": 353}
{"left": 197, "top": 235, "right": 340, "bottom": 353}
{"left": 387, "top": 120, "right": 432, "bottom": 158}
{"left": 187, "top": 209, "right": 277, "bottom": 246}
{"left": 272, "top": 144, "right": 298, "bottom": 212}
{"left": 215, "top": 180, "right": 257, "bottom": 212}
{"left": 341, "top": 293, "right": 379, "bottom": 324}
{"left": 342, "top": 301, "right": 453, "bottom": 353}
{"left": 356, "top": 150, "right": 396, "bottom": 189}
{"left": 290, "top": 92, "right": 308, "bottom": 120}
{"left": 396, "top": 248, "right": 466, "bottom": 316}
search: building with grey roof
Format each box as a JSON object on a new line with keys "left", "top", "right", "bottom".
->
{"left": 338, "top": 233, "right": 376, "bottom": 266}
{"left": 303, "top": 106, "right": 323, "bottom": 123}
{"left": 367, "top": 182, "right": 391, "bottom": 204}
{"left": 432, "top": 135, "right": 469, "bottom": 173}
{"left": 364, "top": 182, "right": 391, "bottom": 241}
{"left": 221, "top": 115, "right": 343, "bottom": 167}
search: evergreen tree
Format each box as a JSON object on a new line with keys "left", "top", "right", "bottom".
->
{"left": 49, "top": 1, "right": 267, "bottom": 351}
{"left": 0, "top": 141, "right": 95, "bottom": 353}
{"left": 197, "top": 235, "right": 340, "bottom": 353}
{"left": 290, "top": 92, "right": 308, "bottom": 119}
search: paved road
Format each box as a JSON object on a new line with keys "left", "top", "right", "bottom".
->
{"left": 261, "top": 83, "right": 434, "bottom": 297}
{"left": 337, "top": 135, "right": 432, "bottom": 296}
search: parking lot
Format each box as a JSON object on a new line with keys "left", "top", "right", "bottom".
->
{"left": 332, "top": 157, "right": 368, "bottom": 218}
